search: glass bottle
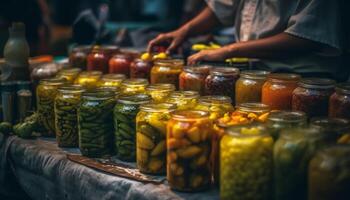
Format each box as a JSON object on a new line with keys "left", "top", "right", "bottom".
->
{"left": 69, "top": 45, "right": 91, "bottom": 70}
{"left": 310, "top": 117, "right": 350, "bottom": 143}
{"left": 130, "top": 58, "right": 153, "bottom": 80}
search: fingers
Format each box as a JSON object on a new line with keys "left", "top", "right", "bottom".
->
{"left": 166, "top": 37, "right": 183, "bottom": 54}
{"left": 187, "top": 52, "right": 205, "bottom": 65}
{"left": 147, "top": 34, "right": 170, "bottom": 53}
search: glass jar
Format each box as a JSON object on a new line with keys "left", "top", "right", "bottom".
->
{"left": 195, "top": 95, "right": 233, "bottom": 120}
{"left": 113, "top": 94, "right": 151, "bottom": 161}
{"left": 217, "top": 103, "right": 271, "bottom": 126}
{"left": 101, "top": 45, "right": 119, "bottom": 59}
{"left": 55, "top": 85, "right": 85, "bottom": 147}
{"left": 36, "top": 78, "right": 65, "bottom": 136}
{"left": 308, "top": 145, "right": 350, "bottom": 200}
{"left": 56, "top": 68, "right": 82, "bottom": 83}
{"left": 166, "top": 91, "right": 199, "bottom": 110}
{"left": 221, "top": 125, "right": 274, "bottom": 200}
{"left": 235, "top": 70, "right": 270, "bottom": 105}
{"left": 204, "top": 67, "right": 240, "bottom": 104}
{"left": 329, "top": 83, "right": 350, "bottom": 119}
{"left": 136, "top": 103, "right": 176, "bottom": 174}
{"left": 69, "top": 45, "right": 91, "bottom": 70}
{"left": 74, "top": 71, "right": 102, "bottom": 88}
{"left": 274, "top": 127, "right": 329, "bottom": 200}
{"left": 266, "top": 111, "right": 307, "bottom": 140}
{"left": 78, "top": 89, "right": 116, "bottom": 158}
{"left": 167, "top": 110, "right": 212, "bottom": 192}
{"left": 310, "top": 117, "right": 350, "bottom": 143}
{"left": 87, "top": 46, "right": 109, "bottom": 73}
{"left": 109, "top": 54, "right": 133, "bottom": 76}
{"left": 292, "top": 78, "right": 336, "bottom": 118}
{"left": 120, "top": 78, "right": 149, "bottom": 95}
{"left": 130, "top": 58, "right": 153, "bottom": 80}
{"left": 262, "top": 73, "right": 301, "bottom": 110}
{"left": 98, "top": 74, "right": 126, "bottom": 88}
{"left": 151, "top": 59, "right": 184, "bottom": 89}
{"left": 179, "top": 65, "right": 211, "bottom": 95}
{"left": 145, "top": 84, "right": 175, "bottom": 103}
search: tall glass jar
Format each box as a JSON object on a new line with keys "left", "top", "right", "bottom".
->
{"left": 120, "top": 78, "right": 149, "bottom": 95}
{"left": 167, "top": 110, "right": 212, "bottom": 192}
{"left": 221, "top": 125, "right": 274, "bottom": 200}
{"left": 266, "top": 111, "right": 307, "bottom": 140}
{"left": 36, "top": 78, "right": 65, "bottom": 136}
{"left": 308, "top": 145, "right": 350, "bottom": 200}
{"left": 329, "top": 83, "right": 350, "bottom": 119}
{"left": 179, "top": 66, "right": 211, "bottom": 95}
{"left": 292, "top": 78, "right": 335, "bottom": 118}
{"left": 98, "top": 74, "right": 126, "bottom": 88}
{"left": 130, "top": 58, "right": 153, "bottom": 80}
{"left": 274, "top": 127, "right": 329, "bottom": 200}
{"left": 204, "top": 67, "right": 240, "bottom": 104}
{"left": 262, "top": 73, "right": 301, "bottom": 110}
{"left": 87, "top": 46, "right": 109, "bottom": 73}
{"left": 69, "top": 45, "right": 91, "bottom": 70}
{"left": 74, "top": 71, "right": 102, "bottom": 89}
{"left": 235, "top": 70, "right": 270, "bottom": 105}
{"left": 136, "top": 103, "right": 176, "bottom": 174}
{"left": 78, "top": 89, "right": 116, "bottom": 158}
{"left": 145, "top": 84, "right": 175, "bottom": 103}
{"left": 113, "top": 94, "right": 151, "bottom": 161}
{"left": 151, "top": 59, "right": 184, "bottom": 89}
{"left": 166, "top": 91, "right": 199, "bottom": 110}
{"left": 109, "top": 54, "right": 134, "bottom": 76}
{"left": 55, "top": 85, "right": 85, "bottom": 147}
{"left": 56, "top": 68, "right": 82, "bottom": 83}
{"left": 310, "top": 117, "right": 350, "bottom": 143}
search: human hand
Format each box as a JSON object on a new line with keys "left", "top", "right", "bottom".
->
{"left": 147, "top": 28, "right": 189, "bottom": 54}
{"left": 187, "top": 46, "right": 231, "bottom": 65}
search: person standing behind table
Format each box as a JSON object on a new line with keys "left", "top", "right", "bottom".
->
{"left": 148, "top": 0, "right": 347, "bottom": 81}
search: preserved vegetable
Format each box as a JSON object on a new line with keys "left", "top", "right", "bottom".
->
{"left": 166, "top": 91, "right": 199, "bottom": 110}
{"left": 120, "top": 78, "right": 149, "bottom": 95}
{"left": 329, "top": 83, "right": 350, "bottom": 119}
{"left": 145, "top": 84, "right": 175, "bottom": 103}
{"left": 151, "top": 59, "right": 184, "bottom": 89}
{"left": 179, "top": 66, "right": 210, "bottom": 95}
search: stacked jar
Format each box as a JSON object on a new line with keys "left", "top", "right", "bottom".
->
{"left": 179, "top": 65, "right": 211, "bottom": 95}
{"left": 235, "top": 70, "right": 270, "bottom": 105}
{"left": 292, "top": 78, "right": 335, "bottom": 118}
{"left": 130, "top": 58, "right": 153, "bottom": 80}
{"left": 56, "top": 68, "right": 82, "bottom": 83}
{"left": 120, "top": 78, "right": 149, "bottom": 95}
{"left": 74, "top": 71, "right": 102, "bottom": 89}
{"left": 98, "top": 74, "right": 126, "bottom": 88}
{"left": 145, "top": 84, "right": 176, "bottom": 103}
{"left": 204, "top": 67, "right": 240, "bottom": 104}
{"left": 151, "top": 59, "right": 184, "bottom": 89}
{"left": 166, "top": 91, "right": 199, "bottom": 110}
{"left": 262, "top": 73, "right": 301, "bottom": 110}
{"left": 329, "top": 83, "right": 350, "bottom": 119}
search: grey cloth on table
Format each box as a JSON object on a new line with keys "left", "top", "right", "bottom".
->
{"left": 0, "top": 135, "right": 219, "bottom": 200}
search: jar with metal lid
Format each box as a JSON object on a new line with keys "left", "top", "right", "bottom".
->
{"left": 56, "top": 68, "right": 82, "bottom": 83}
{"left": 167, "top": 110, "right": 212, "bottom": 192}
{"left": 136, "top": 103, "right": 176, "bottom": 174}
{"left": 292, "top": 78, "right": 336, "bottom": 118}
{"left": 98, "top": 74, "right": 126, "bottom": 88}
{"left": 262, "top": 73, "right": 301, "bottom": 110}
{"left": 55, "top": 85, "right": 85, "bottom": 147}
{"left": 87, "top": 46, "right": 109, "bottom": 73}
{"left": 195, "top": 95, "right": 233, "bottom": 120}
{"left": 166, "top": 91, "right": 199, "bottom": 110}
{"left": 113, "top": 94, "right": 151, "bottom": 161}
{"left": 74, "top": 71, "right": 102, "bottom": 88}
{"left": 69, "top": 45, "right": 91, "bottom": 70}
{"left": 235, "top": 70, "right": 270, "bottom": 105}
{"left": 36, "top": 78, "right": 65, "bottom": 136}
{"left": 204, "top": 67, "right": 240, "bottom": 103}
{"left": 221, "top": 124, "right": 274, "bottom": 200}
{"left": 329, "top": 83, "right": 350, "bottom": 119}
{"left": 310, "top": 117, "right": 350, "bottom": 143}
{"left": 109, "top": 54, "right": 134, "bottom": 76}
{"left": 145, "top": 84, "right": 175, "bottom": 103}
{"left": 179, "top": 65, "right": 211, "bottom": 95}
{"left": 101, "top": 45, "right": 119, "bottom": 59}
{"left": 78, "top": 89, "right": 116, "bottom": 158}
{"left": 130, "top": 58, "right": 153, "bottom": 80}
{"left": 274, "top": 127, "right": 329, "bottom": 200}
{"left": 308, "top": 145, "right": 350, "bottom": 200}
{"left": 151, "top": 59, "right": 184, "bottom": 89}
{"left": 120, "top": 78, "right": 148, "bottom": 95}
{"left": 266, "top": 111, "right": 307, "bottom": 140}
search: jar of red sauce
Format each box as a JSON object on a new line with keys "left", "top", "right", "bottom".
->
{"left": 329, "top": 83, "right": 350, "bottom": 119}
{"left": 262, "top": 73, "right": 301, "bottom": 110}
{"left": 102, "top": 45, "right": 119, "bottom": 59}
{"left": 109, "top": 54, "right": 134, "bottom": 76}
{"left": 69, "top": 45, "right": 91, "bottom": 70}
{"left": 130, "top": 58, "right": 153, "bottom": 80}
{"left": 87, "top": 46, "right": 109, "bottom": 73}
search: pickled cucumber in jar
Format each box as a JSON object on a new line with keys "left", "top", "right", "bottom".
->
{"left": 55, "top": 85, "right": 85, "bottom": 147}
{"left": 136, "top": 103, "right": 176, "bottom": 174}
{"left": 113, "top": 94, "right": 151, "bottom": 161}
{"left": 167, "top": 110, "right": 212, "bottom": 192}
{"left": 220, "top": 125, "right": 274, "bottom": 200}
{"left": 78, "top": 89, "right": 116, "bottom": 158}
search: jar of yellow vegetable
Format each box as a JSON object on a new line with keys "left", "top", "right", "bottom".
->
{"left": 56, "top": 68, "right": 81, "bottom": 83}
{"left": 145, "top": 83, "right": 176, "bottom": 103}
{"left": 98, "top": 74, "right": 126, "bottom": 88}
{"left": 74, "top": 71, "right": 102, "bottom": 88}
{"left": 120, "top": 78, "right": 149, "bottom": 95}
{"left": 195, "top": 95, "right": 233, "bottom": 120}
{"left": 166, "top": 91, "right": 199, "bottom": 110}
